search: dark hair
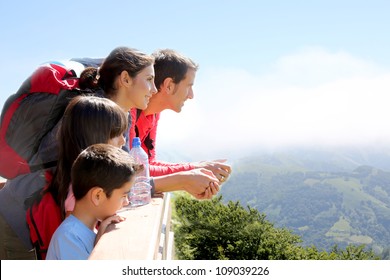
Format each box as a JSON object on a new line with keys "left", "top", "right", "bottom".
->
{"left": 71, "top": 144, "right": 143, "bottom": 200}
{"left": 152, "top": 49, "right": 198, "bottom": 91}
{"left": 79, "top": 47, "right": 155, "bottom": 98}
{"left": 78, "top": 67, "right": 99, "bottom": 91}
{"left": 50, "top": 95, "right": 128, "bottom": 217}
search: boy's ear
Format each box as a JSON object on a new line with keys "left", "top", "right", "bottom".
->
{"left": 91, "top": 187, "right": 105, "bottom": 206}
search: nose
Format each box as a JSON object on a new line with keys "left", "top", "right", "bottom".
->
{"left": 151, "top": 82, "right": 158, "bottom": 95}
{"left": 124, "top": 195, "right": 130, "bottom": 206}
{"left": 188, "top": 88, "right": 194, "bottom": 99}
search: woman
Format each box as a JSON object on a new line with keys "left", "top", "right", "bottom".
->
{"left": 78, "top": 46, "right": 157, "bottom": 152}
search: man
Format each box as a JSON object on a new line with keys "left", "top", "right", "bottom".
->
{"left": 130, "top": 49, "right": 231, "bottom": 182}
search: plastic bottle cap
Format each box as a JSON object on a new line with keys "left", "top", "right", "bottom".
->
{"left": 132, "top": 137, "right": 141, "bottom": 147}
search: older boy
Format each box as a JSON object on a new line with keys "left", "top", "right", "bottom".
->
{"left": 46, "top": 144, "right": 142, "bottom": 260}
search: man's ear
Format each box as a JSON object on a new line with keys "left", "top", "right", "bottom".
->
{"left": 162, "top": 77, "right": 174, "bottom": 94}
{"left": 91, "top": 187, "right": 105, "bottom": 206}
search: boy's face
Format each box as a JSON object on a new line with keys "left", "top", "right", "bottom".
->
{"left": 99, "top": 180, "right": 133, "bottom": 219}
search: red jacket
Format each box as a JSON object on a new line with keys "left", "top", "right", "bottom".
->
{"left": 129, "top": 108, "right": 194, "bottom": 176}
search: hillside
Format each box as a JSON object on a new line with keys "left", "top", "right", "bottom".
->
{"left": 220, "top": 147, "right": 390, "bottom": 257}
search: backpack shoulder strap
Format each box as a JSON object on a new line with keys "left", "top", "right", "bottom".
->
{"left": 134, "top": 109, "right": 143, "bottom": 137}
{"left": 28, "top": 201, "right": 45, "bottom": 260}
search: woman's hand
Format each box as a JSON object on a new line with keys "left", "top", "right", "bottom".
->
{"left": 182, "top": 168, "right": 220, "bottom": 200}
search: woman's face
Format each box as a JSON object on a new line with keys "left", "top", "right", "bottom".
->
{"left": 128, "top": 65, "right": 157, "bottom": 110}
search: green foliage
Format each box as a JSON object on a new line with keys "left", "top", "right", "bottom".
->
{"left": 172, "top": 194, "right": 379, "bottom": 260}
{"left": 328, "top": 244, "right": 379, "bottom": 260}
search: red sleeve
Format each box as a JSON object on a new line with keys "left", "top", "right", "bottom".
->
{"left": 149, "top": 160, "right": 195, "bottom": 176}
{"left": 135, "top": 112, "right": 195, "bottom": 176}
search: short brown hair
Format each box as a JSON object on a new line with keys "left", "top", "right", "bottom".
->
{"left": 152, "top": 49, "right": 198, "bottom": 90}
{"left": 71, "top": 143, "right": 143, "bottom": 200}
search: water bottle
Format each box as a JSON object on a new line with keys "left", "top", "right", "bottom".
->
{"left": 129, "top": 137, "right": 150, "bottom": 177}
{"left": 128, "top": 137, "right": 151, "bottom": 207}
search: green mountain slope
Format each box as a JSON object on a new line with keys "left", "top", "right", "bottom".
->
{"left": 220, "top": 149, "right": 390, "bottom": 256}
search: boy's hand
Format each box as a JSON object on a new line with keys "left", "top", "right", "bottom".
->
{"left": 95, "top": 215, "right": 126, "bottom": 245}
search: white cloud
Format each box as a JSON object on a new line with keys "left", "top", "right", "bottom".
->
{"left": 155, "top": 48, "right": 390, "bottom": 161}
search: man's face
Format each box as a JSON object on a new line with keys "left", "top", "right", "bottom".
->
{"left": 170, "top": 69, "right": 196, "bottom": 112}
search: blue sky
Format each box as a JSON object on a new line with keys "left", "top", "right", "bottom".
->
{"left": 1, "top": 0, "right": 390, "bottom": 159}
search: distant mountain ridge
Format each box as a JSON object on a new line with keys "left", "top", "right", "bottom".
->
{"left": 220, "top": 146, "right": 390, "bottom": 257}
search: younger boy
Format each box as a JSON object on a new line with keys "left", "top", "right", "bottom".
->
{"left": 46, "top": 144, "right": 143, "bottom": 260}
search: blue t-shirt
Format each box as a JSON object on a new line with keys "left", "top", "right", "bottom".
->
{"left": 46, "top": 214, "right": 96, "bottom": 260}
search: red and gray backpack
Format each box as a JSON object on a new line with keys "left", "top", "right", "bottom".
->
{"left": 0, "top": 58, "right": 103, "bottom": 179}
{"left": 0, "top": 63, "right": 80, "bottom": 179}
{"left": 1, "top": 59, "right": 103, "bottom": 259}
{"left": 0, "top": 62, "right": 82, "bottom": 259}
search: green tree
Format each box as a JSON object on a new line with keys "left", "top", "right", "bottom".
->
{"left": 328, "top": 244, "right": 379, "bottom": 260}
{"left": 173, "top": 194, "right": 379, "bottom": 260}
